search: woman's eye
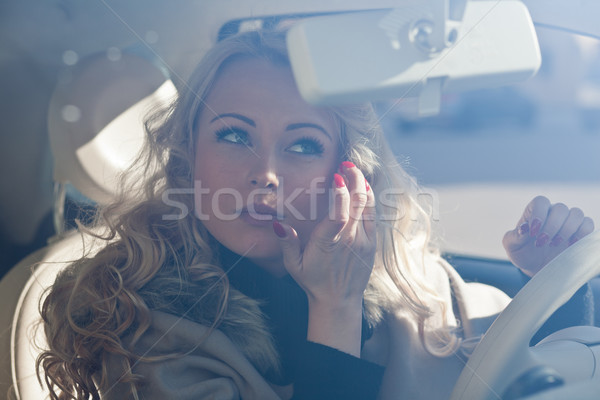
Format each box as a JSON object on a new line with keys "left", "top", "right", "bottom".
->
{"left": 215, "top": 127, "right": 250, "bottom": 146}
{"left": 287, "top": 137, "right": 325, "bottom": 156}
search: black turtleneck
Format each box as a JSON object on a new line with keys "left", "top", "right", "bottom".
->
{"left": 219, "top": 246, "right": 384, "bottom": 400}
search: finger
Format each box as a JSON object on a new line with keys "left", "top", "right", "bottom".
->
{"left": 506, "top": 196, "right": 550, "bottom": 246}
{"left": 339, "top": 161, "right": 368, "bottom": 232}
{"left": 503, "top": 225, "right": 532, "bottom": 252}
{"left": 315, "top": 173, "right": 349, "bottom": 241}
{"left": 568, "top": 216, "right": 595, "bottom": 245}
{"left": 535, "top": 202, "right": 568, "bottom": 247}
{"left": 272, "top": 220, "right": 303, "bottom": 273}
{"left": 550, "top": 207, "right": 584, "bottom": 247}
{"left": 525, "top": 196, "right": 551, "bottom": 237}
{"left": 361, "top": 178, "right": 377, "bottom": 243}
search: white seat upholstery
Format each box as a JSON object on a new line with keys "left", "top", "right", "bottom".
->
{"left": 1, "top": 231, "right": 107, "bottom": 399}
{"left": 0, "top": 50, "right": 176, "bottom": 399}
{"left": 48, "top": 51, "right": 177, "bottom": 206}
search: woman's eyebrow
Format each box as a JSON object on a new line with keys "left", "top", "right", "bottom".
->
{"left": 286, "top": 122, "right": 332, "bottom": 141}
{"left": 210, "top": 113, "right": 255, "bottom": 127}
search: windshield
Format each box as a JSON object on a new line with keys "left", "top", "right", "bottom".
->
{"left": 379, "top": 26, "right": 600, "bottom": 258}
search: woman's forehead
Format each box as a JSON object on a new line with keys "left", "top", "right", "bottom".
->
{"left": 209, "top": 58, "right": 299, "bottom": 102}
{"left": 201, "top": 58, "right": 339, "bottom": 132}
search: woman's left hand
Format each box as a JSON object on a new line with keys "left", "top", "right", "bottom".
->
{"left": 503, "top": 195, "right": 595, "bottom": 277}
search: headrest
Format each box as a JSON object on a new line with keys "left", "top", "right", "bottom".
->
{"left": 47, "top": 50, "right": 177, "bottom": 205}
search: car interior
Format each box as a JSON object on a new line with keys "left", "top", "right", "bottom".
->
{"left": 1, "top": 1, "right": 599, "bottom": 399}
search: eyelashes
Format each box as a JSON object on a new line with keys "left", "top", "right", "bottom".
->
{"left": 286, "top": 136, "right": 325, "bottom": 156}
{"left": 214, "top": 127, "right": 251, "bottom": 146}
{"left": 214, "top": 127, "right": 325, "bottom": 156}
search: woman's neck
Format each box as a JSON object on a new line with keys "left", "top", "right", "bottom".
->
{"left": 248, "top": 255, "right": 288, "bottom": 278}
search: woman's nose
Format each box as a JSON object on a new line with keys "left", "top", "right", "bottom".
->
{"left": 248, "top": 155, "right": 279, "bottom": 189}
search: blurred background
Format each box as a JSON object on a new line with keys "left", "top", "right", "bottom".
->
{"left": 379, "top": 26, "right": 600, "bottom": 258}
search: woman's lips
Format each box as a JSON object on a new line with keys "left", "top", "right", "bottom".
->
{"left": 239, "top": 204, "right": 280, "bottom": 227}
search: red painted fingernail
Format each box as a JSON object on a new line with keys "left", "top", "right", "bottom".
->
{"left": 535, "top": 233, "right": 549, "bottom": 247}
{"left": 339, "top": 161, "right": 356, "bottom": 172}
{"left": 272, "top": 221, "right": 286, "bottom": 238}
{"left": 530, "top": 219, "right": 542, "bottom": 237}
{"left": 518, "top": 222, "right": 529, "bottom": 235}
{"left": 549, "top": 236, "right": 563, "bottom": 247}
{"left": 365, "top": 178, "right": 370, "bottom": 192}
{"left": 334, "top": 173, "right": 345, "bottom": 188}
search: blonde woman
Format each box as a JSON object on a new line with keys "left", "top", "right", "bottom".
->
{"left": 39, "top": 30, "right": 594, "bottom": 400}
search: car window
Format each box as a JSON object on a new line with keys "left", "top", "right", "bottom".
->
{"left": 379, "top": 26, "right": 600, "bottom": 258}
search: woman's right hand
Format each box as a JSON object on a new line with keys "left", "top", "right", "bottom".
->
{"left": 273, "top": 161, "right": 376, "bottom": 356}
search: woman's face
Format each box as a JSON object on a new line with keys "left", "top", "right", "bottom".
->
{"left": 194, "top": 58, "right": 340, "bottom": 275}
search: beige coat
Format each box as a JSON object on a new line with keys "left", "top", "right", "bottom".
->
{"left": 102, "top": 259, "right": 510, "bottom": 400}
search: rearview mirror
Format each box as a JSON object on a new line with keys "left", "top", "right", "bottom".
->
{"left": 287, "top": 0, "right": 541, "bottom": 116}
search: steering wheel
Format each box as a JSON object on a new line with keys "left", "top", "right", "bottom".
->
{"left": 450, "top": 229, "right": 600, "bottom": 400}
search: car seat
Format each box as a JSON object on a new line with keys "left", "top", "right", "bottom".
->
{"left": 0, "top": 48, "right": 176, "bottom": 399}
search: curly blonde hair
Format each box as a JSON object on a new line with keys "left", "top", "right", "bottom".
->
{"left": 38, "top": 29, "right": 462, "bottom": 400}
